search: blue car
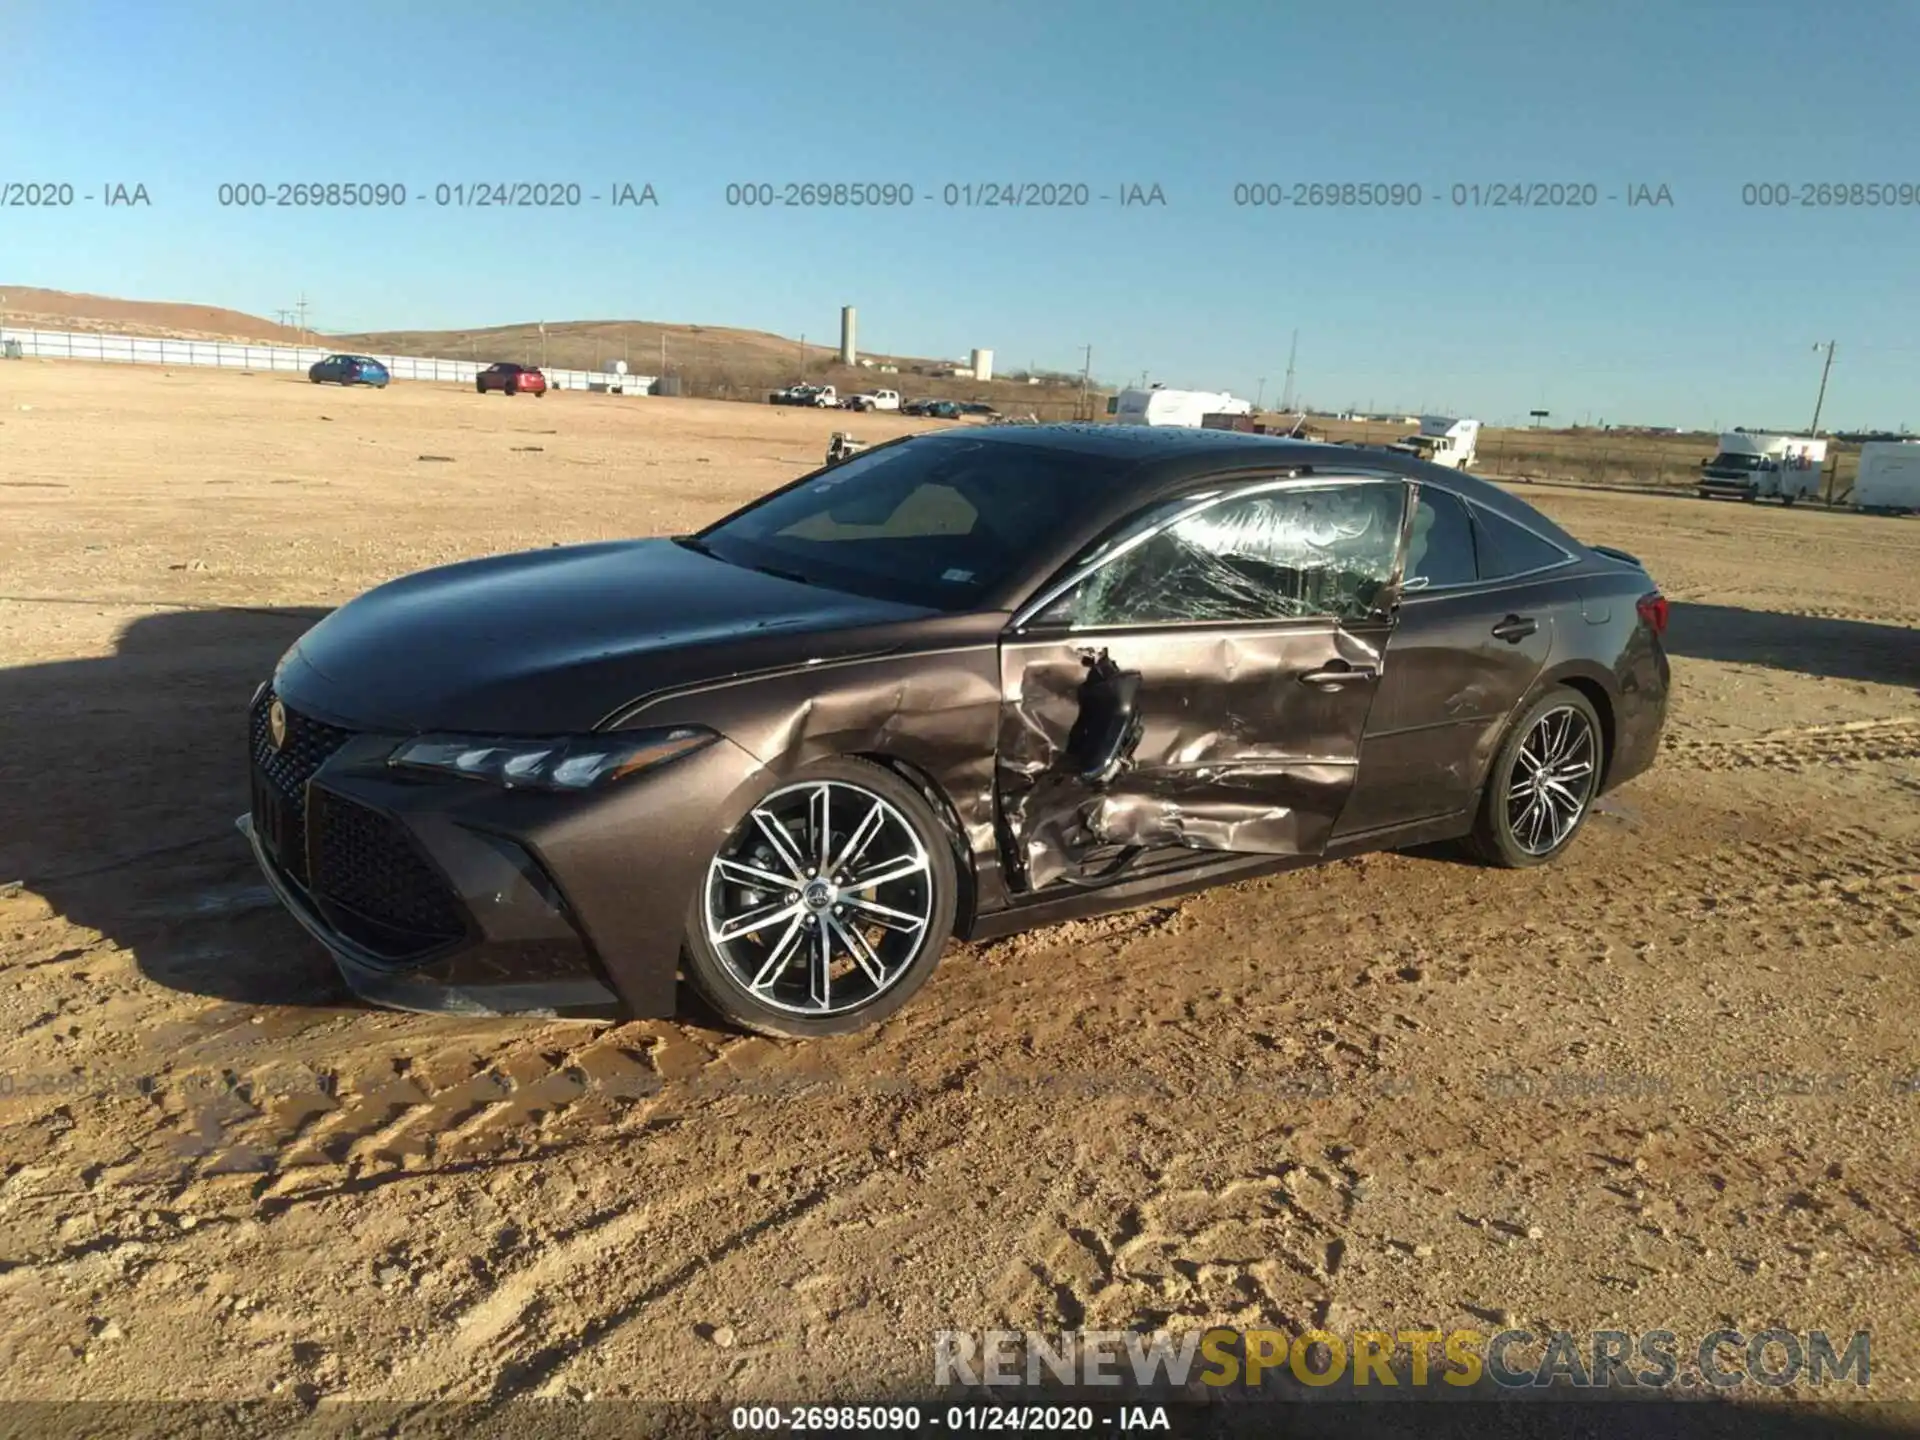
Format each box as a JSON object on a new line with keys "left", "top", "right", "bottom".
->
{"left": 309, "top": 353, "right": 390, "bottom": 388}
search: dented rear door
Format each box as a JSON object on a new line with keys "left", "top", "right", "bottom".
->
{"left": 996, "top": 476, "right": 1412, "bottom": 891}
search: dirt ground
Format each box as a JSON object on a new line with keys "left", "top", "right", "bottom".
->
{"left": 0, "top": 362, "right": 1916, "bottom": 1413}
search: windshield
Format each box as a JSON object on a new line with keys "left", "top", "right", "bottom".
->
{"left": 693, "top": 437, "right": 1125, "bottom": 611}
{"left": 1707, "top": 452, "right": 1764, "bottom": 470}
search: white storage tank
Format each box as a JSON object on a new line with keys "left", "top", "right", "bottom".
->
{"left": 970, "top": 348, "right": 994, "bottom": 382}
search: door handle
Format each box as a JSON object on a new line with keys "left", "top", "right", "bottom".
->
{"left": 1491, "top": 614, "right": 1537, "bottom": 643}
{"left": 1300, "top": 662, "right": 1378, "bottom": 686}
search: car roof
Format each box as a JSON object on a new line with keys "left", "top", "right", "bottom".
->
{"left": 904, "top": 422, "right": 1589, "bottom": 553}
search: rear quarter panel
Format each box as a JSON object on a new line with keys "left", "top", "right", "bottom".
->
{"left": 1550, "top": 564, "right": 1668, "bottom": 790}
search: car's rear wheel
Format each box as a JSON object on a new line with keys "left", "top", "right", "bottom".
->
{"left": 682, "top": 759, "right": 958, "bottom": 1037}
{"left": 1468, "top": 686, "right": 1603, "bottom": 868}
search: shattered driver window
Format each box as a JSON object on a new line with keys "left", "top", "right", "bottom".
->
{"left": 1054, "top": 482, "right": 1406, "bottom": 627}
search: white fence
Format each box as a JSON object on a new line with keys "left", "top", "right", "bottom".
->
{"left": 0, "top": 326, "right": 659, "bottom": 394}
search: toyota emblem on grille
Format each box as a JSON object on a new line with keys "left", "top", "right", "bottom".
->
{"left": 268, "top": 698, "right": 288, "bottom": 751}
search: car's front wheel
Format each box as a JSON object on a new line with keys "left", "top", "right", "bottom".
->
{"left": 1469, "top": 686, "right": 1604, "bottom": 868}
{"left": 682, "top": 758, "right": 958, "bottom": 1037}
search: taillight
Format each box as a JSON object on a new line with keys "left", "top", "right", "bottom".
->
{"left": 1636, "top": 592, "right": 1669, "bottom": 637}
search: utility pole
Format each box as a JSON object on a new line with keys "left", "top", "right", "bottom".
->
{"left": 799, "top": 333, "right": 806, "bottom": 381}
{"left": 1079, "top": 344, "right": 1092, "bottom": 421}
{"left": 1279, "top": 330, "right": 1298, "bottom": 413}
{"left": 1255, "top": 377, "right": 1267, "bottom": 410}
{"left": 1808, "top": 341, "right": 1837, "bottom": 434}
{"left": 294, "top": 293, "right": 309, "bottom": 343}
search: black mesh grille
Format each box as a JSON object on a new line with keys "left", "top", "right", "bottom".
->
{"left": 308, "top": 788, "right": 467, "bottom": 956}
{"left": 249, "top": 691, "right": 354, "bottom": 885}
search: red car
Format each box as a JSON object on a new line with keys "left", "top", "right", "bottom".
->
{"left": 476, "top": 362, "right": 547, "bottom": 397}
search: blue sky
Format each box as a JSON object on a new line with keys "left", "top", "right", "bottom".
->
{"left": 2, "top": 0, "right": 1916, "bottom": 428}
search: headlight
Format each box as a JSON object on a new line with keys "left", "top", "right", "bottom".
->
{"left": 388, "top": 726, "right": 716, "bottom": 791}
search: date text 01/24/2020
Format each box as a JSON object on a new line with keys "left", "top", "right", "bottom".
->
{"left": 1229, "top": 181, "right": 1674, "bottom": 207}
{"left": 722, "top": 181, "right": 1166, "bottom": 208}
{"left": 211, "top": 182, "right": 658, "bottom": 208}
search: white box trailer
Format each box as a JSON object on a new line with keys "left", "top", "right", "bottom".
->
{"left": 1111, "top": 386, "right": 1254, "bottom": 427}
{"left": 1854, "top": 440, "right": 1920, "bottom": 513}
{"left": 1388, "top": 416, "right": 1481, "bottom": 469}
{"left": 1696, "top": 432, "right": 1827, "bottom": 504}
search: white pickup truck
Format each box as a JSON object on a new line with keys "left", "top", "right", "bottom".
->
{"left": 842, "top": 389, "right": 901, "bottom": 412}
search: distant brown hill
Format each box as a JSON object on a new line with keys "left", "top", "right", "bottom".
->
{"left": 2, "top": 286, "right": 1102, "bottom": 415}
{"left": 0, "top": 286, "right": 308, "bottom": 343}
{"left": 334, "top": 318, "right": 912, "bottom": 375}
{"left": 327, "top": 317, "right": 1092, "bottom": 411}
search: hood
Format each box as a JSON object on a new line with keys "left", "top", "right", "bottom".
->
{"left": 272, "top": 538, "right": 936, "bottom": 734}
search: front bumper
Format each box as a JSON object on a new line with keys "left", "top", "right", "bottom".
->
{"left": 242, "top": 696, "right": 769, "bottom": 1020}
{"left": 238, "top": 811, "right": 616, "bottom": 1018}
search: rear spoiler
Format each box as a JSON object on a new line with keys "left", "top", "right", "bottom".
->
{"left": 1591, "top": 543, "right": 1645, "bottom": 569}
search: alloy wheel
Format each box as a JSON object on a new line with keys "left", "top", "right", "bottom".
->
{"left": 1505, "top": 705, "right": 1597, "bottom": 857}
{"left": 704, "top": 780, "right": 936, "bottom": 1017}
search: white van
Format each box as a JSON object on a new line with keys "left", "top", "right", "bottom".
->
{"left": 1697, "top": 433, "right": 1828, "bottom": 505}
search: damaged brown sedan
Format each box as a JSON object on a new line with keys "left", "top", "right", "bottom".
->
{"left": 240, "top": 424, "right": 1670, "bottom": 1037}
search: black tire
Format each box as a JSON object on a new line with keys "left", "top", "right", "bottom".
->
{"left": 681, "top": 757, "right": 959, "bottom": 1038}
{"left": 1467, "top": 686, "right": 1605, "bottom": 869}
{"left": 1781, "top": 492, "right": 1797, "bottom": 507}
{"left": 475, "top": 379, "right": 487, "bottom": 394}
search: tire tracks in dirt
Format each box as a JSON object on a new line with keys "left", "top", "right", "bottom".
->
{"left": 1664, "top": 717, "right": 1920, "bottom": 772}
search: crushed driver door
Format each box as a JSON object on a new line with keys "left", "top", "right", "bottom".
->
{"left": 996, "top": 476, "right": 1412, "bottom": 892}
